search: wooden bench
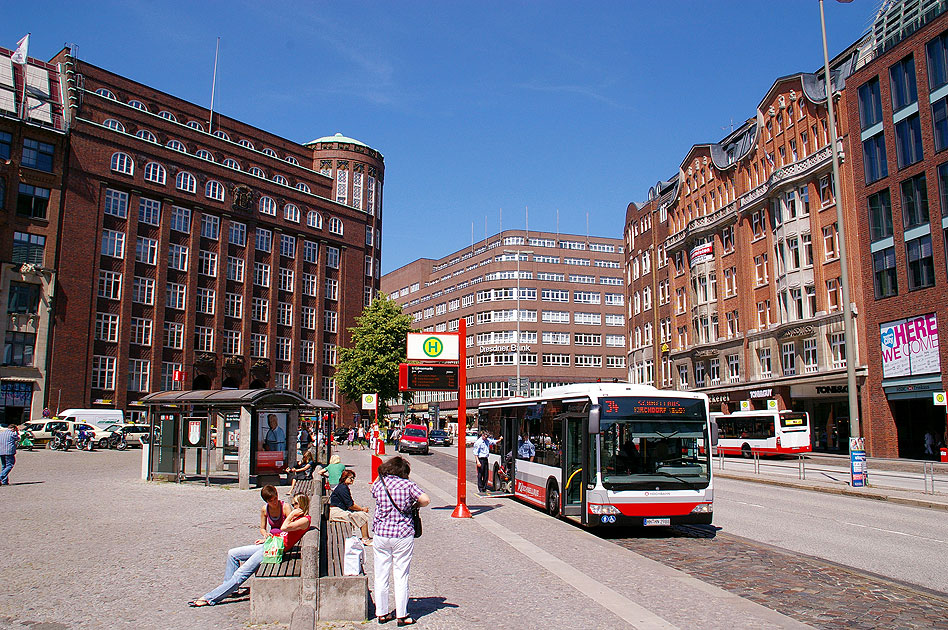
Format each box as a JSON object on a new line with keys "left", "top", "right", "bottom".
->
{"left": 255, "top": 545, "right": 302, "bottom": 578}
{"left": 325, "top": 521, "right": 355, "bottom": 577}
{"left": 293, "top": 478, "right": 317, "bottom": 497}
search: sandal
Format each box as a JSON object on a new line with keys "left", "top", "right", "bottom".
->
{"left": 377, "top": 611, "right": 396, "bottom": 624}
{"left": 228, "top": 588, "right": 249, "bottom": 598}
{"left": 397, "top": 617, "right": 416, "bottom": 626}
{"left": 187, "top": 600, "right": 211, "bottom": 607}
{"left": 362, "top": 538, "right": 374, "bottom": 546}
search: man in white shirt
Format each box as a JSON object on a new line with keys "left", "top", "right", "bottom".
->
{"left": 473, "top": 431, "right": 502, "bottom": 492}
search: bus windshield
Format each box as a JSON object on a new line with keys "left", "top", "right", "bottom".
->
{"left": 598, "top": 396, "right": 710, "bottom": 491}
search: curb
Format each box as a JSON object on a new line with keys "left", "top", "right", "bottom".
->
{"left": 715, "top": 472, "right": 948, "bottom": 512}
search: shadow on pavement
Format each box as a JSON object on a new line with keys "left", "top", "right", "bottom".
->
{"left": 409, "top": 596, "right": 459, "bottom": 618}
{"left": 430, "top": 503, "right": 503, "bottom": 515}
{"left": 4, "top": 481, "right": 45, "bottom": 486}
{"left": 596, "top": 524, "right": 721, "bottom": 540}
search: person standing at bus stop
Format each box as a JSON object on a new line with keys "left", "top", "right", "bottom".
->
{"left": 473, "top": 430, "right": 501, "bottom": 493}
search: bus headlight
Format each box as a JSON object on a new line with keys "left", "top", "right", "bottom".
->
{"left": 690, "top": 503, "right": 713, "bottom": 514}
{"left": 589, "top": 504, "right": 621, "bottom": 515}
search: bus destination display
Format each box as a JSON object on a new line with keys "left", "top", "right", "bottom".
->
{"left": 398, "top": 363, "right": 459, "bottom": 392}
{"left": 601, "top": 396, "right": 704, "bottom": 419}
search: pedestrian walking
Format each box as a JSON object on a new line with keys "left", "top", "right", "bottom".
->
{"left": 473, "top": 430, "right": 501, "bottom": 493}
{"left": 357, "top": 425, "right": 366, "bottom": 450}
{"left": 188, "top": 488, "right": 309, "bottom": 607}
{"left": 298, "top": 425, "right": 312, "bottom": 453}
{"left": 372, "top": 456, "right": 430, "bottom": 626}
{"left": 347, "top": 427, "right": 355, "bottom": 450}
{"left": 0, "top": 423, "right": 17, "bottom": 486}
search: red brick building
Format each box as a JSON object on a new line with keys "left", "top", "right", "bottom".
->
{"left": 45, "top": 48, "right": 383, "bottom": 424}
{"left": 0, "top": 46, "right": 66, "bottom": 423}
{"left": 846, "top": 5, "right": 948, "bottom": 458}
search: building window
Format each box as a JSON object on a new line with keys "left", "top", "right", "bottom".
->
{"left": 329, "top": 217, "right": 344, "bottom": 235}
{"left": 161, "top": 362, "right": 182, "bottom": 391}
{"left": 138, "top": 197, "right": 161, "bottom": 226}
{"left": 143, "top": 161, "right": 166, "bottom": 185}
{"left": 830, "top": 333, "right": 846, "bottom": 369}
{"left": 110, "top": 152, "right": 134, "bottom": 175}
{"left": 823, "top": 224, "right": 838, "bottom": 260}
{"left": 223, "top": 331, "right": 241, "bottom": 355}
{"left": 95, "top": 312, "right": 120, "bottom": 342}
{"left": 229, "top": 221, "right": 247, "bottom": 246}
{"left": 205, "top": 180, "right": 225, "bottom": 202}
{"left": 727, "top": 354, "right": 740, "bottom": 383}
{"left": 255, "top": 228, "right": 272, "bottom": 252}
{"left": 277, "top": 302, "right": 293, "bottom": 327}
{"left": 803, "top": 338, "right": 818, "bottom": 373}
{"left": 284, "top": 203, "right": 300, "bottom": 223}
{"left": 276, "top": 337, "right": 292, "bottom": 361}
{"left": 166, "top": 283, "right": 187, "bottom": 310}
{"left": 895, "top": 114, "right": 924, "bottom": 168}
{"left": 136, "top": 237, "right": 158, "bottom": 265}
{"left": 307, "top": 211, "right": 322, "bottom": 229}
{"left": 324, "top": 310, "right": 338, "bottom": 333}
{"left": 907, "top": 234, "right": 935, "bottom": 290}
{"left": 91, "top": 356, "right": 116, "bottom": 390}
{"left": 933, "top": 97, "right": 948, "bottom": 153}
{"left": 890, "top": 55, "right": 918, "bottom": 111}
{"left": 16, "top": 184, "right": 50, "bottom": 219}
{"left": 939, "top": 163, "right": 948, "bottom": 218}
{"left": 252, "top": 297, "right": 269, "bottom": 323}
{"left": 130, "top": 317, "right": 152, "bottom": 346}
{"left": 325, "top": 277, "right": 338, "bottom": 301}
{"left": 12, "top": 232, "right": 44, "bottom": 265}
{"left": 868, "top": 189, "right": 893, "bottom": 241}
{"left": 280, "top": 234, "right": 296, "bottom": 258}
{"left": 327, "top": 246, "right": 340, "bottom": 269}
{"left": 873, "top": 247, "right": 898, "bottom": 298}
{"left": 279, "top": 268, "right": 294, "bottom": 292}
{"left": 128, "top": 359, "right": 151, "bottom": 392}
{"left": 104, "top": 189, "right": 128, "bottom": 218}
{"left": 928, "top": 30, "right": 948, "bottom": 90}
{"left": 164, "top": 322, "right": 185, "bottom": 350}
{"left": 167, "top": 139, "right": 187, "bottom": 153}
{"left": 782, "top": 342, "right": 795, "bottom": 376}
{"left": 200, "top": 215, "right": 220, "bottom": 240}
{"left": 225, "top": 293, "right": 243, "bottom": 318}
{"left": 132, "top": 277, "right": 154, "bottom": 305}
{"left": 171, "top": 206, "right": 191, "bottom": 233}
{"left": 168, "top": 243, "right": 189, "bottom": 272}
{"left": 901, "top": 173, "right": 929, "bottom": 228}
{"left": 198, "top": 250, "right": 218, "bottom": 277}
{"left": 96, "top": 270, "right": 122, "bottom": 300}
{"left": 259, "top": 196, "right": 276, "bottom": 216}
{"left": 226, "top": 256, "right": 244, "bottom": 282}
{"left": 254, "top": 263, "right": 270, "bottom": 287}
{"left": 858, "top": 77, "right": 883, "bottom": 130}
{"left": 303, "top": 240, "right": 318, "bottom": 264}
{"left": 250, "top": 334, "right": 268, "bottom": 358}
{"left": 0, "top": 131, "right": 11, "bottom": 159}
{"left": 758, "top": 347, "right": 772, "bottom": 378}
{"left": 863, "top": 133, "right": 889, "bottom": 183}
{"left": 8, "top": 282, "right": 40, "bottom": 314}
{"left": 101, "top": 229, "right": 126, "bottom": 258}
{"left": 197, "top": 288, "right": 215, "bottom": 314}
{"left": 21, "top": 138, "right": 54, "bottom": 172}
{"left": 301, "top": 340, "right": 316, "bottom": 364}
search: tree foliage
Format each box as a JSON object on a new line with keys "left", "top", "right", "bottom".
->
{"left": 335, "top": 294, "right": 413, "bottom": 420}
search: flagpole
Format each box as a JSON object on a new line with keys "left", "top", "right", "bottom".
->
{"left": 208, "top": 37, "right": 220, "bottom": 133}
{"left": 13, "top": 33, "right": 30, "bottom": 120}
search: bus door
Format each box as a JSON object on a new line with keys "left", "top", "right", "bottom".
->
{"left": 562, "top": 414, "right": 586, "bottom": 518}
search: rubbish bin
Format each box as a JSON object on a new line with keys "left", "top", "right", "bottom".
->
{"left": 941, "top": 447, "right": 947, "bottom": 463}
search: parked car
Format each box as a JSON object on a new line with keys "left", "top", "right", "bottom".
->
{"left": 332, "top": 427, "right": 349, "bottom": 443}
{"left": 397, "top": 424, "right": 429, "bottom": 455}
{"left": 428, "top": 429, "right": 452, "bottom": 447}
{"left": 465, "top": 430, "right": 479, "bottom": 446}
{"left": 24, "top": 420, "right": 69, "bottom": 445}
{"left": 102, "top": 424, "right": 151, "bottom": 448}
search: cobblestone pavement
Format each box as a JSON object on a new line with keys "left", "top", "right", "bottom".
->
{"left": 425, "top": 449, "right": 948, "bottom": 630}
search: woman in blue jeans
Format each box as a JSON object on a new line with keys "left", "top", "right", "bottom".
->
{"left": 188, "top": 489, "right": 310, "bottom": 607}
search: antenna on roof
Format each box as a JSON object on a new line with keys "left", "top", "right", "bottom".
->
{"left": 525, "top": 205, "right": 528, "bottom": 235}
{"left": 721, "top": 117, "right": 735, "bottom": 133}
{"left": 208, "top": 37, "right": 220, "bottom": 133}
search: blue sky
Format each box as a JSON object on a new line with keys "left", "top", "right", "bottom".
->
{"left": 3, "top": 1, "right": 873, "bottom": 272}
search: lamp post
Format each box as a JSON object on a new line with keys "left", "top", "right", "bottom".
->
{"left": 819, "top": 0, "right": 860, "bottom": 442}
{"left": 505, "top": 249, "right": 534, "bottom": 396}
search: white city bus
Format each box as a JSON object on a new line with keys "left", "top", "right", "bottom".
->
{"left": 713, "top": 410, "right": 811, "bottom": 457}
{"left": 478, "top": 383, "right": 714, "bottom": 528}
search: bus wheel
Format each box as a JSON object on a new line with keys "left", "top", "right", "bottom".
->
{"left": 741, "top": 443, "right": 752, "bottom": 459}
{"left": 546, "top": 481, "right": 560, "bottom": 517}
{"left": 492, "top": 465, "right": 502, "bottom": 491}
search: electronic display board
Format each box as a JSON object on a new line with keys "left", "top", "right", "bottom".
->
{"left": 600, "top": 396, "right": 705, "bottom": 420}
{"left": 398, "top": 364, "right": 459, "bottom": 391}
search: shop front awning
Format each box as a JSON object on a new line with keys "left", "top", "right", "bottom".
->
{"left": 138, "top": 388, "right": 312, "bottom": 407}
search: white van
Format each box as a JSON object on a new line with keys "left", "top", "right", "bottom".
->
{"left": 57, "top": 408, "right": 126, "bottom": 430}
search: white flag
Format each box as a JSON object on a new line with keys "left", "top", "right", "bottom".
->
{"left": 11, "top": 34, "right": 29, "bottom": 65}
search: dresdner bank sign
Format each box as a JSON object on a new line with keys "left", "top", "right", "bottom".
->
{"left": 880, "top": 313, "right": 939, "bottom": 378}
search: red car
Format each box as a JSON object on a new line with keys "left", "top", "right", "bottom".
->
{"left": 397, "top": 424, "right": 429, "bottom": 455}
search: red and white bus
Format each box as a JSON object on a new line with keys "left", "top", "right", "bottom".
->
{"left": 478, "top": 383, "right": 714, "bottom": 528}
{"left": 713, "top": 410, "right": 811, "bottom": 457}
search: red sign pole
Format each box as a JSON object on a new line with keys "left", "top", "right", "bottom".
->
{"left": 452, "top": 317, "right": 472, "bottom": 518}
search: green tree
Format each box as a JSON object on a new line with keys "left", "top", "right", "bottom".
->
{"left": 335, "top": 294, "right": 413, "bottom": 421}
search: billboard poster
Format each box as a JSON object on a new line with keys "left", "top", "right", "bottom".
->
{"left": 256, "top": 411, "right": 287, "bottom": 473}
{"left": 689, "top": 242, "right": 713, "bottom": 267}
{"left": 880, "top": 313, "right": 940, "bottom": 379}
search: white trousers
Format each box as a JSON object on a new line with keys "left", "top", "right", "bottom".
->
{"left": 373, "top": 534, "right": 414, "bottom": 618}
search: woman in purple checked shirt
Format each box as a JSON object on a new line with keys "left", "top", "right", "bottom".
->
{"left": 371, "top": 456, "right": 430, "bottom": 626}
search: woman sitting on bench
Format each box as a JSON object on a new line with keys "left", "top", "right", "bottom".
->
{"left": 188, "top": 493, "right": 311, "bottom": 607}
{"left": 329, "top": 469, "right": 373, "bottom": 545}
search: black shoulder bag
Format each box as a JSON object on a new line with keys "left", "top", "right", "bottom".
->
{"left": 379, "top": 476, "right": 422, "bottom": 538}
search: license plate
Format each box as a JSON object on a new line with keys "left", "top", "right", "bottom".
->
{"left": 643, "top": 518, "right": 671, "bottom": 526}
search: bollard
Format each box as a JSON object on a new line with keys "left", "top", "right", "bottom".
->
{"left": 941, "top": 447, "right": 947, "bottom": 463}
{"left": 798, "top": 453, "right": 805, "bottom": 480}
{"left": 371, "top": 454, "right": 381, "bottom": 482}
{"left": 376, "top": 433, "right": 385, "bottom": 456}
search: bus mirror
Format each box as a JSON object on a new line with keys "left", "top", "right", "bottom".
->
{"left": 588, "top": 404, "right": 601, "bottom": 434}
{"left": 710, "top": 419, "right": 719, "bottom": 446}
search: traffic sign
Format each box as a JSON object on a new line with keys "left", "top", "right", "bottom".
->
{"left": 399, "top": 364, "right": 459, "bottom": 391}
{"left": 361, "top": 393, "right": 378, "bottom": 410}
{"left": 507, "top": 377, "right": 530, "bottom": 395}
{"left": 407, "top": 333, "right": 459, "bottom": 361}
{"left": 934, "top": 391, "right": 947, "bottom": 406}
{"left": 767, "top": 399, "right": 778, "bottom": 410}
{"left": 739, "top": 400, "right": 750, "bottom": 411}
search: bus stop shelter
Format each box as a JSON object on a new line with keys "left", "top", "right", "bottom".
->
{"left": 138, "top": 389, "right": 339, "bottom": 489}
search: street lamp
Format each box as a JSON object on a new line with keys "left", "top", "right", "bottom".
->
{"left": 819, "top": 0, "right": 860, "bottom": 442}
{"left": 504, "top": 248, "right": 534, "bottom": 396}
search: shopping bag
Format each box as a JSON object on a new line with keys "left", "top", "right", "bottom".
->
{"left": 261, "top": 533, "right": 285, "bottom": 564}
{"left": 343, "top": 535, "right": 364, "bottom": 575}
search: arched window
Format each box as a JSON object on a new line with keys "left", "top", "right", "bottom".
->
{"left": 238, "top": 139, "right": 255, "bottom": 150}
{"left": 128, "top": 100, "right": 147, "bottom": 111}
{"left": 136, "top": 129, "right": 158, "bottom": 143}
{"left": 263, "top": 148, "right": 277, "bottom": 157}
{"left": 166, "top": 139, "right": 187, "bottom": 153}
{"left": 176, "top": 171, "right": 197, "bottom": 194}
{"left": 110, "top": 152, "right": 134, "bottom": 175}
{"left": 329, "top": 217, "right": 344, "bottom": 235}
{"left": 213, "top": 130, "right": 230, "bottom": 141}
{"left": 158, "top": 110, "right": 177, "bottom": 122}
{"left": 143, "top": 162, "right": 167, "bottom": 185}
{"left": 259, "top": 196, "right": 277, "bottom": 216}
{"left": 195, "top": 149, "right": 214, "bottom": 162}
{"left": 249, "top": 166, "right": 266, "bottom": 178}
{"left": 296, "top": 182, "right": 311, "bottom": 194}
{"left": 285, "top": 156, "right": 299, "bottom": 166}
{"left": 273, "top": 174, "right": 288, "bottom": 186}
{"left": 205, "top": 180, "right": 225, "bottom": 201}
{"left": 95, "top": 88, "right": 116, "bottom": 99}
{"left": 307, "top": 211, "right": 322, "bottom": 229}
{"left": 223, "top": 158, "right": 241, "bottom": 170}
{"left": 103, "top": 119, "right": 125, "bottom": 132}
{"left": 187, "top": 120, "right": 204, "bottom": 131}
{"left": 284, "top": 204, "right": 300, "bottom": 222}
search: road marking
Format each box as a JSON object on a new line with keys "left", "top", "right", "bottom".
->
{"left": 840, "top": 521, "right": 947, "bottom": 544}
{"left": 412, "top": 470, "right": 680, "bottom": 630}
{"left": 732, "top": 500, "right": 767, "bottom": 509}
